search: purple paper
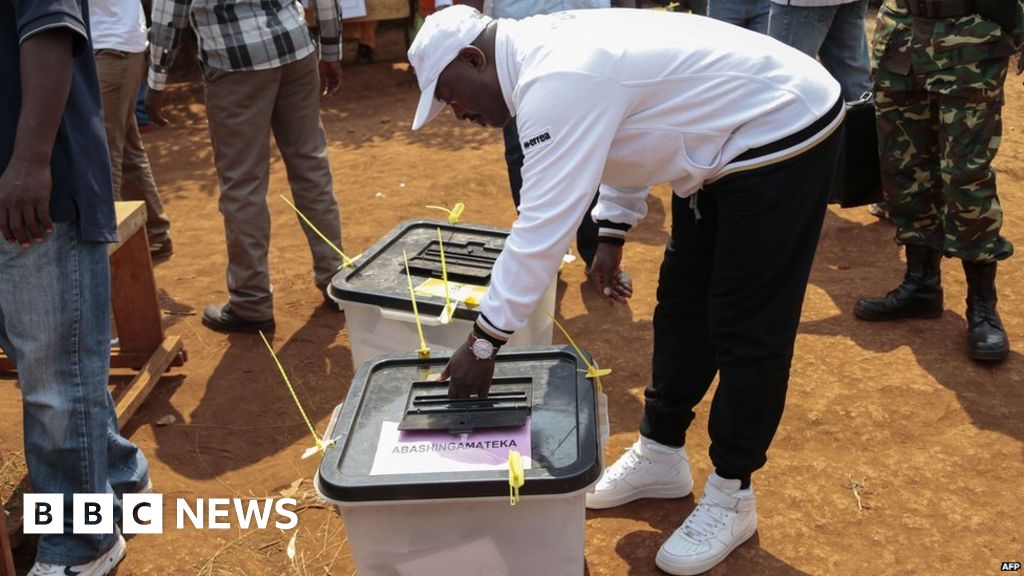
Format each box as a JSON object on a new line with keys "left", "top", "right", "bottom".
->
{"left": 369, "top": 420, "right": 532, "bottom": 476}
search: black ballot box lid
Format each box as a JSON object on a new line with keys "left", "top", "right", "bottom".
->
{"left": 316, "top": 346, "right": 602, "bottom": 503}
{"left": 328, "top": 220, "right": 511, "bottom": 321}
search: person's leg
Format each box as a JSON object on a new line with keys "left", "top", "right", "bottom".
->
{"left": 704, "top": 129, "right": 841, "bottom": 484}
{"left": 119, "top": 51, "right": 172, "bottom": 252}
{"left": 95, "top": 49, "right": 136, "bottom": 197}
{"left": 687, "top": 0, "right": 707, "bottom": 16}
{"left": 817, "top": 0, "right": 873, "bottom": 101}
{"left": 875, "top": 73, "right": 945, "bottom": 252}
{"left": 937, "top": 65, "right": 1013, "bottom": 264}
{"left": 586, "top": 192, "right": 707, "bottom": 511}
{"left": 0, "top": 224, "right": 145, "bottom": 565}
{"left": 707, "top": 0, "right": 749, "bottom": 28}
{"left": 136, "top": 77, "right": 152, "bottom": 127}
{"left": 205, "top": 65, "right": 279, "bottom": 322}
{"left": 576, "top": 193, "right": 600, "bottom": 269}
{"left": 361, "top": 21, "right": 378, "bottom": 50}
{"left": 854, "top": 70, "right": 947, "bottom": 320}
{"left": 766, "top": 3, "right": 832, "bottom": 59}
{"left": 936, "top": 62, "right": 1012, "bottom": 360}
{"left": 656, "top": 129, "right": 842, "bottom": 576}
{"left": 271, "top": 53, "right": 345, "bottom": 290}
{"left": 639, "top": 193, "right": 719, "bottom": 448}
{"left": 354, "top": 21, "right": 378, "bottom": 63}
{"left": 747, "top": 0, "right": 771, "bottom": 34}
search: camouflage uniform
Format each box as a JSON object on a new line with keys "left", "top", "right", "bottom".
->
{"left": 872, "top": 0, "right": 1022, "bottom": 262}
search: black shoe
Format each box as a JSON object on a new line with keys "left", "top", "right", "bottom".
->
{"left": 319, "top": 285, "right": 343, "bottom": 312}
{"left": 356, "top": 43, "right": 374, "bottom": 64}
{"left": 963, "top": 260, "right": 1009, "bottom": 361}
{"left": 201, "top": 303, "right": 275, "bottom": 334}
{"left": 854, "top": 245, "right": 944, "bottom": 321}
{"left": 150, "top": 238, "right": 174, "bottom": 262}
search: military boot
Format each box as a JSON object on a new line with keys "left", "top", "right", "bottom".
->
{"left": 855, "top": 245, "right": 943, "bottom": 321}
{"left": 962, "top": 260, "right": 1009, "bottom": 361}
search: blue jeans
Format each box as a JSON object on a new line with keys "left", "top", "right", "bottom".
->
{"left": 0, "top": 223, "right": 149, "bottom": 565}
{"left": 767, "top": 0, "right": 872, "bottom": 102}
{"left": 707, "top": 0, "right": 770, "bottom": 33}
{"left": 135, "top": 77, "right": 151, "bottom": 126}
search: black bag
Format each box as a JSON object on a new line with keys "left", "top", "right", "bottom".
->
{"left": 832, "top": 93, "right": 884, "bottom": 208}
{"left": 976, "top": 0, "right": 1021, "bottom": 46}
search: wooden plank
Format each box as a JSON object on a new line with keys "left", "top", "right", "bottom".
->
{"left": 111, "top": 201, "right": 147, "bottom": 256}
{"left": 110, "top": 349, "right": 186, "bottom": 370}
{"left": 115, "top": 336, "right": 184, "bottom": 428}
{"left": 1, "top": 509, "right": 15, "bottom": 576}
{"left": 110, "top": 221, "right": 163, "bottom": 355}
{"left": 3, "top": 349, "right": 186, "bottom": 373}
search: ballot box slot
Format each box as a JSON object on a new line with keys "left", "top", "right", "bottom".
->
{"left": 405, "top": 239, "right": 501, "bottom": 283}
{"left": 399, "top": 377, "right": 533, "bottom": 433}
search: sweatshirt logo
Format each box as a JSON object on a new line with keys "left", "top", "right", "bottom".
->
{"left": 522, "top": 131, "right": 552, "bottom": 151}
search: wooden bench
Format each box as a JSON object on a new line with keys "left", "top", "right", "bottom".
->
{"left": 0, "top": 201, "right": 186, "bottom": 574}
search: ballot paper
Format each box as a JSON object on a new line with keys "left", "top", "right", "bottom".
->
{"left": 414, "top": 278, "right": 488, "bottom": 307}
{"left": 340, "top": 0, "right": 367, "bottom": 19}
{"left": 369, "top": 420, "right": 532, "bottom": 476}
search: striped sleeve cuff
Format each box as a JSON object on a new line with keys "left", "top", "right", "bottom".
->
{"left": 597, "top": 220, "right": 631, "bottom": 246}
{"left": 474, "top": 314, "right": 512, "bottom": 346}
{"left": 319, "top": 36, "right": 342, "bottom": 62}
{"left": 148, "top": 67, "right": 168, "bottom": 92}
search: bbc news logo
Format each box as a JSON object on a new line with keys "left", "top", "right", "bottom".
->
{"left": 23, "top": 494, "right": 298, "bottom": 534}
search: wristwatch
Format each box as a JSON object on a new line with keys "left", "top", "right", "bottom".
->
{"left": 469, "top": 337, "right": 496, "bottom": 360}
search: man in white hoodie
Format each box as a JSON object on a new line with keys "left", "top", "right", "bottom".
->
{"left": 411, "top": 7, "right": 843, "bottom": 574}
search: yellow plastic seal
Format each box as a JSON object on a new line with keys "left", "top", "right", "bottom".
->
{"left": 508, "top": 450, "right": 525, "bottom": 506}
{"left": 403, "top": 250, "right": 431, "bottom": 359}
{"left": 426, "top": 202, "right": 466, "bottom": 224}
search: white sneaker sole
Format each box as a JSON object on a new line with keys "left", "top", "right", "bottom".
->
{"left": 585, "top": 482, "right": 693, "bottom": 510}
{"left": 86, "top": 528, "right": 125, "bottom": 573}
{"left": 654, "top": 521, "right": 756, "bottom": 576}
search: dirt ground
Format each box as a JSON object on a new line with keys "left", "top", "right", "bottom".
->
{"left": 2, "top": 19, "right": 1023, "bottom": 576}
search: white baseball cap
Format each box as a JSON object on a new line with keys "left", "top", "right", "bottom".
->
{"left": 408, "top": 5, "right": 493, "bottom": 130}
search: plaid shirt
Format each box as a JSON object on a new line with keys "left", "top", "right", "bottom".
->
{"left": 148, "top": 0, "right": 340, "bottom": 91}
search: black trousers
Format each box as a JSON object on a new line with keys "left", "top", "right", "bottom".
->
{"left": 639, "top": 128, "right": 842, "bottom": 481}
{"left": 504, "top": 120, "right": 600, "bottom": 268}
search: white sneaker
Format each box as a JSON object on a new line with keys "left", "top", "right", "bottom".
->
{"left": 586, "top": 436, "right": 693, "bottom": 510}
{"left": 28, "top": 532, "right": 126, "bottom": 576}
{"left": 655, "top": 473, "right": 757, "bottom": 575}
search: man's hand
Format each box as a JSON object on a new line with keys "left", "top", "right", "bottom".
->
{"left": 589, "top": 242, "right": 633, "bottom": 305}
{"left": 0, "top": 158, "right": 53, "bottom": 247}
{"left": 144, "top": 88, "right": 170, "bottom": 126}
{"left": 320, "top": 60, "right": 342, "bottom": 97}
{"left": 441, "top": 334, "right": 496, "bottom": 399}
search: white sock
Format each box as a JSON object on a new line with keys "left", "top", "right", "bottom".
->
{"left": 639, "top": 435, "right": 684, "bottom": 455}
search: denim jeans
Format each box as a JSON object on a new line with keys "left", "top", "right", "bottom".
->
{"left": 503, "top": 119, "right": 600, "bottom": 268}
{"left": 707, "top": 0, "right": 771, "bottom": 33}
{"left": 767, "top": 0, "right": 872, "bottom": 101}
{"left": 0, "top": 223, "right": 149, "bottom": 565}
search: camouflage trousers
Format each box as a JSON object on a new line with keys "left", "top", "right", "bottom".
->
{"left": 875, "top": 63, "right": 1014, "bottom": 262}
